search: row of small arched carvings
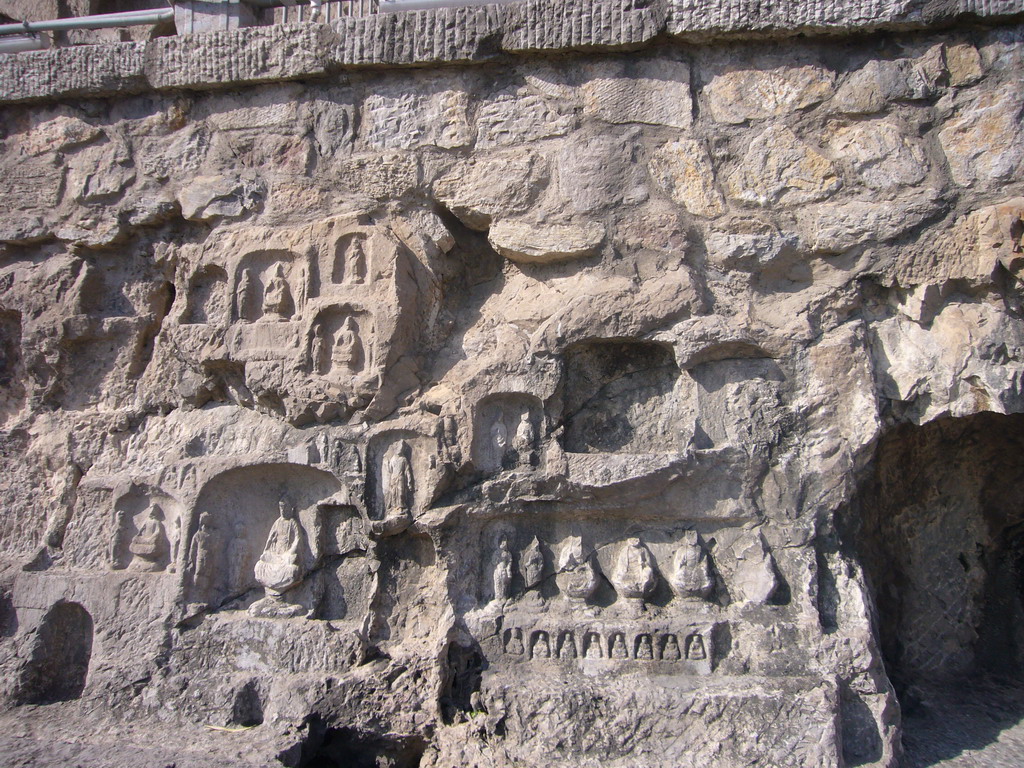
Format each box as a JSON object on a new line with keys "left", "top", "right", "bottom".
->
{"left": 501, "top": 626, "right": 711, "bottom": 664}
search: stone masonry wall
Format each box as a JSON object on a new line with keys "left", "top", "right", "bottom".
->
{"left": 0, "top": 2, "right": 1023, "bottom": 766}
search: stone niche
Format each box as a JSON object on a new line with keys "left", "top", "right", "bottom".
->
{"left": 306, "top": 304, "right": 373, "bottom": 377}
{"left": 181, "top": 264, "right": 229, "bottom": 325}
{"left": 562, "top": 339, "right": 689, "bottom": 454}
{"left": 364, "top": 430, "right": 430, "bottom": 524}
{"left": 183, "top": 463, "right": 342, "bottom": 613}
{"left": 331, "top": 232, "right": 370, "bottom": 286}
{"left": 685, "top": 345, "right": 786, "bottom": 452}
{"left": 232, "top": 249, "right": 306, "bottom": 324}
{"left": 313, "top": 221, "right": 390, "bottom": 298}
{"left": 110, "top": 485, "right": 185, "bottom": 574}
{"left": 472, "top": 392, "right": 543, "bottom": 474}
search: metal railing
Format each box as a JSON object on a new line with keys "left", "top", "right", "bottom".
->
{"left": 0, "top": 8, "right": 174, "bottom": 38}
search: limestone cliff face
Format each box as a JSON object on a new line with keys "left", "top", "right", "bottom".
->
{"left": 0, "top": 3, "right": 1023, "bottom": 766}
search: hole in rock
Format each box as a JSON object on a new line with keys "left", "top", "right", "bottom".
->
{"left": 292, "top": 717, "right": 427, "bottom": 768}
{"left": 0, "top": 309, "right": 25, "bottom": 423}
{"left": 0, "top": 588, "right": 17, "bottom": 638}
{"left": 852, "top": 413, "right": 1024, "bottom": 766}
{"left": 17, "top": 601, "right": 93, "bottom": 704}
{"left": 230, "top": 679, "right": 265, "bottom": 727}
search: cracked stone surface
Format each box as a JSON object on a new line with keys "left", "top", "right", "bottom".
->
{"left": 0, "top": 6, "right": 1023, "bottom": 768}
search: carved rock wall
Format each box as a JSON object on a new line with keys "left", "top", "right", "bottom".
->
{"left": 0, "top": 6, "right": 1023, "bottom": 767}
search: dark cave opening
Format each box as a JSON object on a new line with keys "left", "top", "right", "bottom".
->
{"left": 285, "top": 716, "right": 427, "bottom": 768}
{"left": 851, "top": 413, "right": 1024, "bottom": 765}
{"left": 229, "top": 679, "right": 265, "bottom": 728}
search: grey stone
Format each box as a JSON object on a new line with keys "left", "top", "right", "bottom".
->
{"left": 1, "top": 11, "right": 1024, "bottom": 768}
{"left": 724, "top": 125, "right": 841, "bottom": 207}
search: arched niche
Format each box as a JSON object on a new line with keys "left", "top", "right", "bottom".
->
{"left": 332, "top": 232, "right": 370, "bottom": 286}
{"left": 562, "top": 338, "right": 685, "bottom": 454}
{"left": 232, "top": 250, "right": 306, "bottom": 323}
{"left": 17, "top": 601, "right": 93, "bottom": 705}
{"left": 111, "top": 486, "right": 184, "bottom": 573}
{"left": 365, "top": 431, "right": 430, "bottom": 522}
{"left": 472, "top": 393, "right": 543, "bottom": 473}
{"left": 184, "top": 464, "right": 342, "bottom": 606}
{"left": 182, "top": 264, "right": 229, "bottom": 325}
{"left": 306, "top": 306, "right": 374, "bottom": 376}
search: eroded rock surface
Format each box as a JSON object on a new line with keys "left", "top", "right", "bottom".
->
{"left": 0, "top": 9, "right": 1023, "bottom": 768}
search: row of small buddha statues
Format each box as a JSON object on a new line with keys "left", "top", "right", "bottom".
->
{"left": 492, "top": 532, "right": 716, "bottom": 606}
{"left": 502, "top": 627, "right": 709, "bottom": 663}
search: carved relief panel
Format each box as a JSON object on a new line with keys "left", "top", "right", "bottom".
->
{"left": 111, "top": 486, "right": 184, "bottom": 574}
{"left": 183, "top": 463, "right": 344, "bottom": 617}
{"left": 462, "top": 516, "right": 791, "bottom": 680}
{"left": 307, "top": 306, "right": 373, "bottom": 378}
{"left": 494, "top": 620, "right": 718, "bottom": 675}
{"left": 472, "top": 393, "right": 543, "bottom": 474}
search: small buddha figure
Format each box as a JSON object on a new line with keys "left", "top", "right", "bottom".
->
{"left": 347, "top": 239, "right": 367, "bottom": 284}
{"left": 331, "top": 317, "right": 362, "bottom": 374}
{"left": 490, "top": 417, "right": 508, "bottom": 468}
{"left": 384, "top": 442, "right": 413, "bottom": 517}
{"left": 504, "top": 628, "right": 524, "bottom": 655}
{"left": 521, "top": 536, "right": 545, "bottom": 591}
{"left": 669, "top": 530, "right": 715, "bottom": 601}
{"left": 187, "top": 511, "right": 215, "bottom": 600}
{"left": 686, "top": 633, "right": 707, "bottom": 661}
{"left": 585, "top": 633, "right": 603, "bottom": 659}
{"left": 732, "top": 533, "right": 780, "bottom": 605}
{"left": 492, "top": 538, "right": 514, "bottom": 605}
{"left": 253, "top": 498, "right": 304, "bottom": 598}
{"left": 512, "top": 411, "right": 536, "bottom": 468}
{"left": 110, "top": 508, "right": 130, "bottom": 569}
{"left": 442, "top": 415, "right": 461, "bottom": 465}
{"left": 235, "top": 270, "right": 257, "bottom": 322}
{"left": 612, "top": 537, "right": 658, "bottom": 602}
{"left": 558, "top": 631, "right": 578, "bottom": 660}
{"left": 128, "top": 503, "right": 169, "bottom": 572}
{"left": 372, "top": 442, "right": 414, "bottom": 538}
{"left": 1011, "top": 215, "right": 1023, "bottom": 254}
{"left": 662, "top": 634, "right": 681, "bottom": 661}
{"left": 531, "top": 631, "right": 551, "bottom": 659}
{"left": 310, "top": 323, "right": 328, "bottom": 374}
{"left": 610, "top": 633, "right": 628, "bottom": 659}
{"left": 261, "top": 264, "right": 293, "bottom": 321}
{"left": 556, "top": 537, "right": 599, "bottom": 603}
{"left": 636, "top": 634, "right": 654, "bottom": 660}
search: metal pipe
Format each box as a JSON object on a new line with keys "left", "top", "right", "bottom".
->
{"left": 0, "top": 8, "right": 173, "bottom": 37}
